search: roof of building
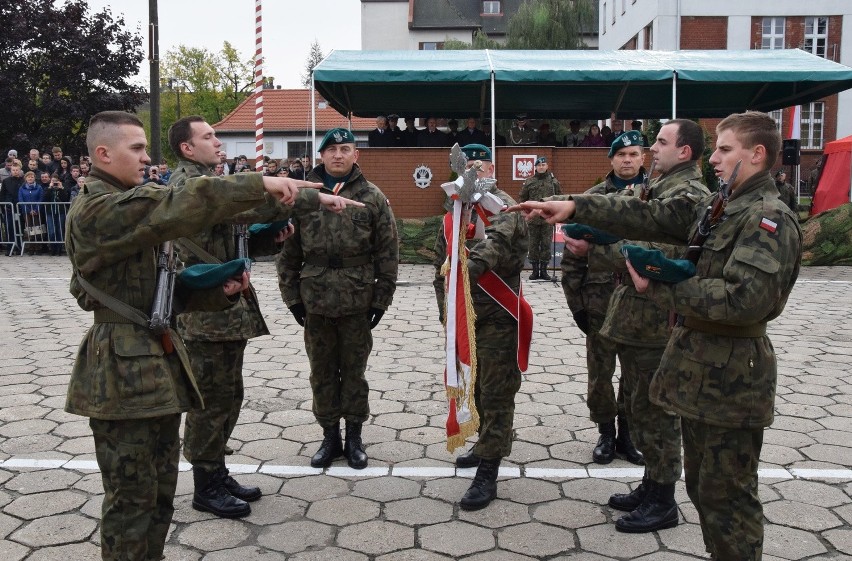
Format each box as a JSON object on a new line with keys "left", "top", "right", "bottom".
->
{"left": 212, "top": 89, "right": 375, "bottom": 133}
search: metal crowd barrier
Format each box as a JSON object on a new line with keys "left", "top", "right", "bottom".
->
{"left": 3, "top": 201, "right": 72, "bottom": 256}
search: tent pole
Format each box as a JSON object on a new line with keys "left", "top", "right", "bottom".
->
{"left": 672, "top": 71, "right": 677, "bottom": 119}
{"left": 491, "top": 70, "right": 496, "bottom": 167}
{"left": 311, "top": 74, "right": 316, "bottom": 165}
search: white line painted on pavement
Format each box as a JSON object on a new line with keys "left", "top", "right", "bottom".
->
{"left": 1, "top": 458, "right": 850, "bottom": 480}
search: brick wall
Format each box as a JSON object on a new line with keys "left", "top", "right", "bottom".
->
{"left": 680, "top": 17, "right": 728, "bottom": 50}
{"left": 357, "top": 147, "right": 617, "bottom": 218}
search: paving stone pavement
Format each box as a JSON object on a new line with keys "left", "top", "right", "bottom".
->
{"left": 0, "top": 257, "right": 850, "bottom": 561}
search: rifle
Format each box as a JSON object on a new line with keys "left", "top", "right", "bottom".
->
{"left": 235, "top": 224, "right": 251, "bottom": 272}
{"left": 682, "top": 160, "right": 742, "bottom": 265}
{"left": 149, "top": 240, "right": 177, "bottom": 352}
{"left": 638, "top": 159, "right": 656, "bottom": 202}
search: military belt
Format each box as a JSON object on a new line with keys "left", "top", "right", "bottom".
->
{"left": 304, "top": 254, "right": 371, "bottom": 268}
{"left": 683, "top": 317, "right": 766, "bottom": 338}
{"left": 94, "top": 308, "right": 135, "bottom": 324}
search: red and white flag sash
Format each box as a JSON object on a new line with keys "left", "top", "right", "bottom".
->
{"left": 441, "top": 205, "right": 533, "bottom": 452}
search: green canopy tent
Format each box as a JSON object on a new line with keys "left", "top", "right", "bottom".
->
{"left": 310, "top": 49, "right": 852, "bottom": 152}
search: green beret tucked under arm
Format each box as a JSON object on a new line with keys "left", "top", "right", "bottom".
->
{"left": 621, "top": 244, "right": 695, "bottom": 283}
{"left": 562, "top": 223, "right": 621, "bottom": 245}
{"left": 178, "top": 258, "right": 251, "bottom": 290}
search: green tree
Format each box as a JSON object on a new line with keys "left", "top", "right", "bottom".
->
{"left": 443, "top": 30, "right": 504, "bottom": 51}
{"left": 159, "top": 41, "right": 253, "bottom": 160}
{"left": 0, "top": 0, "right": 146, "bottom": 158}
{"left": 301, "top": 40, "right": 325, "bottom": 88}
{"left": 505, "top": 0, "right": 595, "bottom": 50}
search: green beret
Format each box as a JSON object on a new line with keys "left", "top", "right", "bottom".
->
{"left": 318, "top": 127, "right": 356, "bottom": 152}
{"left": 178, "top": 258, "right": 251, "bottom": 290}
{"left": 535, "top": 156, "right": 547, "bottom": 165}
{"left": 561, "top": 223, "right": 620, "bottom": 245}
{"left": 248, "top": 220, "right": 290, "bottom": 236}
{"left": 461, "top": 143, "right": 492, "bottom": 162}
{"left": 608, "top": 130, "right": 643, "bottom": 158}
{"left": 621, "top": 244, "right": 695, "bottom": 283}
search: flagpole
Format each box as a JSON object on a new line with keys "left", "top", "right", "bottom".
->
{"left": 254, "top": 0, "right": 264, "bottom": 171}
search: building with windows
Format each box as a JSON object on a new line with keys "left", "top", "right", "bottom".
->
{"left": 598, "top": 0, "right": 851, "bottom": 175}
{"left": 361, "top": 0, "right": 599, "bottom": 50}
{"left": 211, "top": 89, "right": 374, "bottom": 164}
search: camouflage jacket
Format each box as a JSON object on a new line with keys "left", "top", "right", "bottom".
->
{"left": 65, "top": 168, "right": 280, "bottom": 420}
{"left": 169, "top": 159, "right": 301, "bottom": 342}
{"left": 572, "top": 170, "right": 802, "bottom": 428}
{"left": 519, "top": 172, "right": 562, "bottom": 226}
{"left": 595, "top": 163, "right": 709, "bottom": 347}
{"left": 277, "top": 163, "right": 399, "bottom": 317}
{"left": 555, "top": 170, "right": 642, "bottom": 319}
{"left": 433, "top": 187, "right": 529, "bottom": 319}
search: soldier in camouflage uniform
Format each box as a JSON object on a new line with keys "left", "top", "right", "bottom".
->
{"left": 557, "top": 132, "right": 649, "bottom": 467}
{"left": 168, "top": 116, "right": 305, "bottom": 518}
{"left": 513, "top": 112, "right": 802, "bottom": 560}
{"left": 65, "top": 111, "right": 329, "bottom": 561}
{"left": 563, "top": 126, "right": 710, "bottom": 533}
{"left": 277, "top": 128, "right": 399, "bottom": 470}
{"left": 519, "top": 156, "right": 561, "bottom": 280}
{"left": 433, "top": 144, "right": 529, "bottom": 511}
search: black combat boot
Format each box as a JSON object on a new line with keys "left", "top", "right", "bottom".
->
{"left": 529, "top": 262, "right": 540, "bottom": 280}
{"left": 460, "top": 458, "right": 501, "bottom": 511}
{"left": 592, "top": 420, "right": 617, "bottom": 464}
{"left": 615, "top": 480, "right": 679, "bottom": 533}
{"left": 539, "top": 263, "right": 552, "bottom": 281}
{"left": 609, "top": 478, "right": 648, "bottom": 511}
{"left": 219, "top": 465, "right": 262, "bottom": 502}
{"left": 192, "top": 467, "right": 251, "bottom": 518}
{"left": 455, "top": 447, "right": 480, "bottom": 468}
{"left": 310, "top": 422, "right": 343, "bottom": 468}
{"left": 343, "top": 421, "right": 368, "bottom": 469}
{"left": 615, "top": 416, "right": 645, "bottom": 465}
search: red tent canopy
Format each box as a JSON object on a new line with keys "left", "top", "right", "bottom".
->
{"left": 811, "top": 135, "right": 852, "bottom": 215}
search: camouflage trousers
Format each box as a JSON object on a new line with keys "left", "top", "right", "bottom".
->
{"left": 527, "top": 222, "right": 554, "bottom": 263}
{"left": 304, "top": 312, "right": 373, "bottom": 428}
{"left": 586, "top": 314, "right": 624, "bottom": 423}
{"left": 616, "top": 343, "right": 682, "bottom": 483}
{"left": 682, "top": 418, "right": 764, "bottom": 561}
{"left": 90, "top": 414, "right": 181, "bottom": 561}
{"left": 471, "top": 312, "right": 523, "bottom": 460}
{"left": 183, "top": 339, "right": 246, "bottom": 471}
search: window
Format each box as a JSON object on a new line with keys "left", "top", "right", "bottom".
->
{"left": 622, "top": 0, "right": 626, "bottom": 14}
{"left": 803, "top": 16, "right": 828, "bottom": 58}
{"left": 482, "top": 1, "right": 501, "bottom": 15}
{"left": 612, "top": 1, "right": 616, "bottom": 24}
{"left": 645, "top": 23, "right": 653, "bottom": 50}
{"left": 801, "top": 102, "right": 824, "bottom": 149}
{"left": 287, "top": 141, "right": 313, "bottom": 161}
{"left": 760, "top": 17, "right": 785, "bottom": 49}
{"left": 602, "top": 3, "right": 606, "bottom": 34}
{"left": 768, "top": 109, "right": 783, "bottom": 135}
{"left": 420, "top": 42, "right": 443, "bottom": 50}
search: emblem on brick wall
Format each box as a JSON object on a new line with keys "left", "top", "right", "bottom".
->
{"left": 413, "top": 164, "right": 433, "bottom": 189}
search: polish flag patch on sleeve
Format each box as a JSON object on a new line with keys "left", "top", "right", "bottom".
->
{"left": 760, "top": 217, "right": 778, "bottom": 233}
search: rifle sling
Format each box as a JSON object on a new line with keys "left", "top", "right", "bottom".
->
{"left": 177, "top": 237, "right": 222, "bottom": 265}
{"left": 76, "top": 273, "right": 150, "bottom": 328}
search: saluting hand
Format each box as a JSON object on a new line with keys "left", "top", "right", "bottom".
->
{"left": 318, "top": 193, "right": 365, "bottom": 214}
{"left": 262, "top": 177, "right": 323, "bottom": 205}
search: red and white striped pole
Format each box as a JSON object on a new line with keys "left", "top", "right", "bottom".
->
{"left": 254, "top": 0, "right": 264, "bottom": 171}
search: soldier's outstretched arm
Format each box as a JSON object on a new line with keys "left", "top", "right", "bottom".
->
{"left": 507, "top": 200, "right": 575, "bottom": 224}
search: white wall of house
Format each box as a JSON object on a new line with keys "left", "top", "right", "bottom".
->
{"left": 362, "top": 1, "right": 411, "bottom": 50}
{"left": 217, "top": 133, "right": 368, "bottom": 161}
